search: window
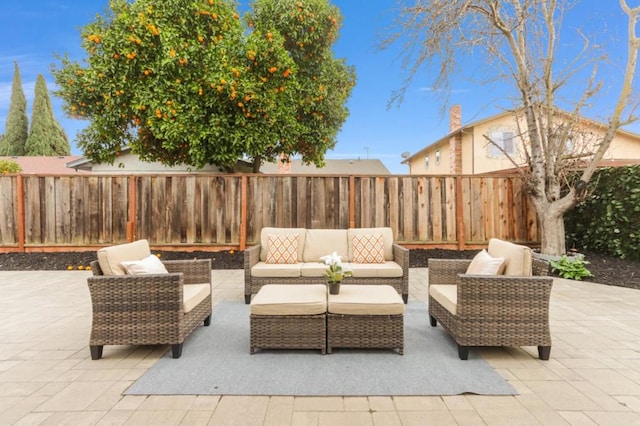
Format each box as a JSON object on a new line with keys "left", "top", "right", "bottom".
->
{"left": 424, "top": 154, "right": 429, "bottom": 169}
{"left": 488, "top": 131, "right": 515, "bottom": 157}
{"left": 435, "top": 149, "right": 441, "bottom": 165}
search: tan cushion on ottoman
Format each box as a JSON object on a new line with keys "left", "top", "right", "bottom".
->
{"left": 328, "top": 285, "right": 404, "bottom": 315}
{"left": 250, "top": 284, "right": 327, "bottom": 316}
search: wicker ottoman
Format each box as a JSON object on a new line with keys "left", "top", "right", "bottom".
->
{"left": 327, "top": 285, "right": 405, "bottom": 354}
{"left": 250, "top": 284, "right": 327, "bottom": 354}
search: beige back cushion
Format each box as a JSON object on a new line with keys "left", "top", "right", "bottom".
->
{"left": 260, "top": 228, "right": 306, "bottom": 262}
{"left": 487, "top": 238, "right": 532, "bottom": 276}
{"left": 97, "top": 239, "right": 152, "bottom": 275}
{"left": 303, "top": 229, "right": 349, "bottom": 262}
{"left": 348, "top": 227, "right": 394, "bottom": 261}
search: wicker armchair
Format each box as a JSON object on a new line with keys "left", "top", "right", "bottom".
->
{"left": 428, "top": 239, "right": 553, "bottom": 360}
{"left": 87, "top": 240, "right": 212, "bottom": 360}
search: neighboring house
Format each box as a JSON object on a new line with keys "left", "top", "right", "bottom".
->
{"left": 66, "top": 148, "right": 389, "bottom": 175}
{"left": 1, "top": 156, "right": 89, "bottom": 174}
{"left": 260, "top": 158, "right": 390, "bottom": 175}
{"left": 66, "top": 147, "right": 252, "bottom": 174}
{"left": 403, "top": 105, "right": 640, "bottom": 175}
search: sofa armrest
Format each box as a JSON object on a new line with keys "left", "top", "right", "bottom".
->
{"left": 164, "top": 259, "right": 211, "bottom": 285}
{"left": 244, "top": 245, "right": 261, "bottom": 303}
{"left": 428, "top": 259, "right": 471, "bottom": 286}
{"left": 392, "top": 243, "right": 409, "bottom": 271}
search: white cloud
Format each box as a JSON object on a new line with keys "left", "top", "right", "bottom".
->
{"left": 419, "top": 87, "right": 471, "bottom": 94}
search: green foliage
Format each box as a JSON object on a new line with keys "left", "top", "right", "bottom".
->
{"left": 549, "top": 254, "right": 593, "bottom": 281}
{"left": 0, "top": 159, "right": 22, "bottom": 174}
{"left": 247, "top": 0, "right": 356, "bottom": 169}
{"left": 1, "top": 62, "right": 28, "bottom": 156}
{"left": 52, "top": 0, "right": 355, "bottom": 172}
{"left": 25, "top": 74, "right": 71, "bottom": 156}
{"left": 565, "top": 165, "right": 640, "bottom": 260}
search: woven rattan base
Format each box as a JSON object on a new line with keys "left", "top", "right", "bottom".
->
{"left": 327, "top": 313, "right": 404, "bottom": 354}
{"left": 250, "top": 314, "right": 327, "bottom": 354}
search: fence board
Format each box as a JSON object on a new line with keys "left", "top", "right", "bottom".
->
{"left": 0, "top": 173, "right": 540, "bottom": 251}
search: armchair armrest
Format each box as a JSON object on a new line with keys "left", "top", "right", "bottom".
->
{"left": 164, "top": 259, "right": 211, "bottom": 285}
{"left": 456, "top": 274, "right": 553, "bottom": 318}
{"left": 87, "top": 273, "right": 185, "bottom": 317}
{"left": 428, "top": 259, "right": 471, "bottom": 285}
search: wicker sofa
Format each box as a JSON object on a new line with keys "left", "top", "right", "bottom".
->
{"left": 87, "top": 239, "right": 212, "bottom": 360}
{"left": 244, "top": 227, "right": 409, "bottom": 304}
{"left": 428, "top": 238, "right": 553, "bottom": 360}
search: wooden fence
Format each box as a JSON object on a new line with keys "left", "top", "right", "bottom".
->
{"left": 0, "top": 174, "right": 539, "bottom": 252}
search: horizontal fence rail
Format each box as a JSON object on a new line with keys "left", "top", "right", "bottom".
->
{"left": 0, "top": 174, "right": 539, "bottom": 252}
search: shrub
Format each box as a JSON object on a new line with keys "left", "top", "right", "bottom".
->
{"left": 565, "top": 165, "right": 640, "bottom": 260}
{"left": 0, "top": 159, "right": 22, "bottom": 174}
{"left": 549, "top": 254, "right": 593, "bottom": 281}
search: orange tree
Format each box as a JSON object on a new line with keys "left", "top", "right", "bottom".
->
{"left": 52, "top": 0, "right": 309, "bottom": 171}
{"left": 247, "top": 0, "right": 356, "bottom": 170}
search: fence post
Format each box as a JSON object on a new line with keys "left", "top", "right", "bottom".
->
{"left": 349, "top": 175, "right": 355, "bottom": 228}
{"left": 127, "top": 176, "right": 136, "bottom": 242}
{"left": 17, "top": 174, "right": 25, "bottom": 252}
{"left": 456, "top": 175, "right": 466, "bottom": 250}
{"left": 240, "top": 175, "right": 247, "bottom": 251}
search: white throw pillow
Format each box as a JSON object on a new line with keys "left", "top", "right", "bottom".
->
{"left": 466, "top": 249, "right": 506, "bottom": 275}
{"left": 121, "top": 255, "right": 168, "bottom": 275}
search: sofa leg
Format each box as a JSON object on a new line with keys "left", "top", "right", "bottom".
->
{"left": 204, "top": 315, "right": 211, "bottom": 326}
{"left": 429, "top": 315, "right": 437, "bottom": 327}
{"left": 538, "top": 345, "right": 551, "bottom": 360}
{"left": 458, "top": 345, "right": 469, "bottom": 360}
{"left": 402, "top": 294, "right": 408, "bottom": 304}
{"left": 245, "top": 294, "right": 251, "bottom": 304}
{"left": 90, "top": 345, "right": 103, "bottom": 360}
{"left": 172, "top": 343, "right": 183, "bottom": 359}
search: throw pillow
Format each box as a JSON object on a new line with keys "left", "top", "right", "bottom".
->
{"left": 466, "top": 249, "right": 506, "bottom": 275}
{"left": 352, "top": 234, "right": 385, "bottom": 264}
{"left": 265, "top": 233, "right": 299, "bottom": 264}
{"left": 121, "top": 254, "right": 168, "bottom": 275}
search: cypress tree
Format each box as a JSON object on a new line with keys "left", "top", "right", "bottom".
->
{"left": 25, "top": 74, "right": 70, "bottom": 156}
{"left": 0, "top": 62, "right": 28, "bottom": 156}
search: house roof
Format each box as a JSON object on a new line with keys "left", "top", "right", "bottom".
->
{"left": 259, "top": 158, "right": 390, "bottom": 175}
{"left": 1, "top": 156, "right": 89, "bottom": 174}
{"left": 402, "top": 108, "right": 640, "bottom": 164}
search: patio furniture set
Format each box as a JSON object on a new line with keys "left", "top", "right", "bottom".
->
{"left": 86, "top": 229, "right": 553, "bottom": 361}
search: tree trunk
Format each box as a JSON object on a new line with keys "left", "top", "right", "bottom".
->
{"left": 538, "top": 207, "right": 567, "bottom": 256}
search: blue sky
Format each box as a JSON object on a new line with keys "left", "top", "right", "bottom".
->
{"left": 1, "top": 1, "right": 637, "bottom": 174}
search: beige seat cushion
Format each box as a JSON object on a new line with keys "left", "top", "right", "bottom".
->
{"left": 300, "top": 262, "right": 330, "bottom": 277}
{"left": 250, "top": 284, "right": 327, "bottom": 315}
{"left": 429, "top": 284, "right": 457, "bottom": 315}
{"left": 260, "top": 228, "right": 306, "bottom": 262}
{"left": 183, "top": 283, "right": 211, "bottom": 313}
{"left": 251, "top": 262, "right": 302, "bottom": 278}
{"left": 97, "top": 239, "right": 152, "bottom": 276}
{"left": 347, "top": 262, "right": 403, "bottom": 278}
{"left": 348, "top": 228, "right": 394, "bottom": 261}
{"left": 487, "top": 238, "right": 532, "bottom": 276}
{"left": 328, "top": 285, "right": 404, "bottom": 315}
{"left": 303, "top": 229, "right": 349, "bottom": 262}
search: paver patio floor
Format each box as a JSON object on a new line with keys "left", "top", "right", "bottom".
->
{"left": 0, "top": 268, "right": 639, "bottom": 425}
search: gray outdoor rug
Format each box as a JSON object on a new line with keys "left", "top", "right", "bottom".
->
{"left": 125, "top": 301, "right": 516, "bottom": 396}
